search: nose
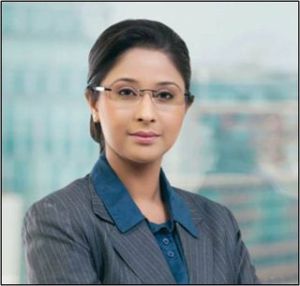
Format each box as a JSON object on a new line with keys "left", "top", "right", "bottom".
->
{"left": 134, "top": 92, "right": 157, "bottom": 123}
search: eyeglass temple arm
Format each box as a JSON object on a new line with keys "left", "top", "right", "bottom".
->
{"left": 87, "top": 85, "right": 112, "bottom": 92}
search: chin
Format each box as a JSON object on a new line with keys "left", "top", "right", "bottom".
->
{"left": 125, "top": 149, "right": 164, "bottom": 165}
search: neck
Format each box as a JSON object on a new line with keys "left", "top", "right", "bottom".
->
{"left": 105, "top": 149, "right": 163, "bottom": 204}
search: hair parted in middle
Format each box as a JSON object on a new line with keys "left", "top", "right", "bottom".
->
{"left": 85, "top": 19, "right": 193, "bottom": 153}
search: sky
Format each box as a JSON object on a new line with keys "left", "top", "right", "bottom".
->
{"left": 82, "top": 2, "right": 298, "bottom": 73}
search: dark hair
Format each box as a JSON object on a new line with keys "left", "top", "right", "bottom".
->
{"left": 85, "top": 19, "right": 193, "bottom": 153}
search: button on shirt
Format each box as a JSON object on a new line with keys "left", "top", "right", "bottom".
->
{"left": 147, "top": 220, "right": 189, "bottom": 284}
{"left": 91, "top": 154, "right": 198, "bottom": 284}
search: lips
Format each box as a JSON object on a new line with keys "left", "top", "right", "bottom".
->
{"left": 129, "top": 131, "right": 160, "bottom": 145}
{"left": 130, "top": 131, "right": 160, "bottom": 137}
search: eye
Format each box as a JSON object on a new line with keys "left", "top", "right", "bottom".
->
{"left": 156, "top": 91, "right": 174, "bottom": 101}
{"left": 118, "top": 88, "right": 138, "bottom": 97}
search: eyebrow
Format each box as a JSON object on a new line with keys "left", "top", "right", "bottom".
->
{"left": 109, "top": 77, "right": 183, "bottom": 91}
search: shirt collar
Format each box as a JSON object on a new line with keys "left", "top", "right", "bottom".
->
{"left": 160, "top": 170, "right": 199, "bottom": 238}
{"left": 91, "top": 154, "right": 198, "bottom": 238}
{"left": 147, "top": 220, "right": 173, "bottom": 234}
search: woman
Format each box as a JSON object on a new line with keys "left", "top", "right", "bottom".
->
{"left": 23, "top": 19, "right": 259, "bottom": 284}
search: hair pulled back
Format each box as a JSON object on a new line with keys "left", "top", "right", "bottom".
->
{"left": 85, "top": 19, "right": 192, "bottom": 153}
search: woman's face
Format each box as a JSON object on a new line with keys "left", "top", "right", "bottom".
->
{"left": 88, "top": 48, "right": 190, "bottom": 164}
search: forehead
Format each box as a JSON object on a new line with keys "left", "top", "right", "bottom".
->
{"left": 101, "top": 48, "right": 185, "bottom": 88}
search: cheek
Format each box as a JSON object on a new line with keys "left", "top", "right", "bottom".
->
{"left": 162, "top": 110, "right": 186, "bottom": 142}
{"left": 98, "top": 103, "right": 131, "bottom": 142}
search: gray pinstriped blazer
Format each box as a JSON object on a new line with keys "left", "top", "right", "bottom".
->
{"left": 22, "top": 174, "right": 259, "bottom": 284}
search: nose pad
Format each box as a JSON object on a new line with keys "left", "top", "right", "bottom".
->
{"left": 139, "top": 90, "right": 156, "bottom": 104}
{"left": 135, "top": 91, "right": 157, "bottom": 122}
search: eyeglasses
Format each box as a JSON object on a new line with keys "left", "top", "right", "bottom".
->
{"left": 87, "top": 82, "right": 194, "bottom": 109}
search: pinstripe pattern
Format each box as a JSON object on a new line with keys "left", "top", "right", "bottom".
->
{"left": 22, "top": 175, "right": 260, "bottom": 284}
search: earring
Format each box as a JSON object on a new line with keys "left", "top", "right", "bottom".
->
{"left": 92, "top": 113, "right": 98, "bottom": 122}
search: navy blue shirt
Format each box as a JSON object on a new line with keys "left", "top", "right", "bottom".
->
{"left": 147, "top": 220, "right": 189, "bottom": 284}
{"left": 91, "top": 154, "right": 198, "bottom": 284}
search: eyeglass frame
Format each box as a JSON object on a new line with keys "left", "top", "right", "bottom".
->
{"left": 87, "top": 84, "right": 195, "bottom": 105}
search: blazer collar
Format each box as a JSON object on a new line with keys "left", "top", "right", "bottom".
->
{"left": 90, "top": 154, "right": 198, "bottom": 237}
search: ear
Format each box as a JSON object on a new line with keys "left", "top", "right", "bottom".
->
{"left": 85, "top": 90, "right": 100, "bottom": 123}
{"left": 184, "top": 101, "right": 193, "bottom": 113}
{"left": 184, "top": 95, "right": 194, "bottom": 112}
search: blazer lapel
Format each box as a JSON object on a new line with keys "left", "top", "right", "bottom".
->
{"left": 90, "top": 180, "right": 175, "bottom": 284}
{"left": 90, "top": 179, "right": 114, "bottom": 224}
{"left": 90, "top": 172, "right": 214, "bottom": 284}
{"left": 177, "top": 220, "right": 214, "bottom": 284}
{"left": 109, "top": 220, "right": 176, "bottom": 284}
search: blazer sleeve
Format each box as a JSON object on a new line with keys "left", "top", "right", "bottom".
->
{"left": 22, "top": 198, "right": 101, "bottom": 284}
{"left": 226, "top": 208, "right": 260, "bottom": 284}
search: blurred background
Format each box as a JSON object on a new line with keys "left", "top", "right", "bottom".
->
{"left": 2, "top": 2, "right": 298, "bottom": 284}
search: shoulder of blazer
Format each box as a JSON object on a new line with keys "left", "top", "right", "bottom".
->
{"left": 172, "top": 187, "right": 239, "bottom": 234}
{"left": 173, "top": 187, "right": 230, "bottom": 214}
{"left": 23, "top": 175, "right": 94, "bottom": 233}
{"left": 27, "top": 175, "right": 91, "bottom": 212}
{"left": 22, "top": 175, "right": 108, "bottom": 283}
{"left": 23, "top": 174, "right": 114, "bottom": 230}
